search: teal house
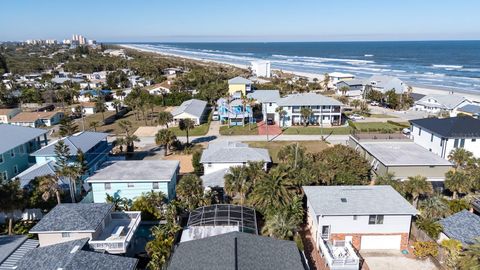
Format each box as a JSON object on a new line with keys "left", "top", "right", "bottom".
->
{"left": 86, "top": 160, "right": 180, "bottom": 202}
{"left": 0, "top": 124, "right": 48, "bottom": 181}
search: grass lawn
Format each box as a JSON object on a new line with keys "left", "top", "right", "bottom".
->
{"left": 368, "top": 114, "right": 397, "bottom": 118}
{"left": 246, "top": 140, "right": 330, "bottom": 163}
{"left": 169, "top": 122, "right": 210, "bottom": 136}
{"left": 352, "top": 121, "right": 409, "bottom": 132}
{"left": 219, "top": 124, "right": 258, "bottom": 135}
{"left": 282, "top": 126, "right": 353, "bottom": 135}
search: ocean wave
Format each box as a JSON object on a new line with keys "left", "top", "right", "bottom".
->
{"left": 432, "top": 64, "right": 463, "bottom": 69}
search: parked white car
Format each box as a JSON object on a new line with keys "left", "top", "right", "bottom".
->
{"left": 350, "top": 114, "right": 365, "bottom": 121}
{"left": 370, "top": 101, "right": 380, "bottom": 106}
{"left": 402, "top": 128, "right": 411, "bottom": 135}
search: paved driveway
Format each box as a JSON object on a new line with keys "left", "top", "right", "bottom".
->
{"left": 361, "top": 250, "right": 438, "bottom": 270}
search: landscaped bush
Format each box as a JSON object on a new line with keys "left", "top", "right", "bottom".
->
{"left": 416, "top": 217, "right": 443, "bottom": 239}
{"left": 413, "top": 241, "right": 438, "bottom": 258}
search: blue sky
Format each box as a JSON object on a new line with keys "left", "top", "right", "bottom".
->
{"left": 1, "top": 0, "right": 480, "bottom": 42}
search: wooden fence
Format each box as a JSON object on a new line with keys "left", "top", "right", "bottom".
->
{"left": 411, "top": 224, "right": 448, "bottom": 270}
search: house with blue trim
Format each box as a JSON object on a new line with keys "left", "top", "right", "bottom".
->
{"left": 0, "top": 124, "right": 48, "bottom": 181}
{"left": 216, "top": 97, "right": 253, "bottom": 126}
{"left": 86, "top": 160, "right": 180, "bottom": 202}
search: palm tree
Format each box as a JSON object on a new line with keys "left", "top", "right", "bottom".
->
{"left": 247, "top": 97, "right": 256, "bottom": 129}
{"left": 38, "top": 175, "right": 62, "bottom": 205}
{"left": 118, "top": 120, "right": 133, "bottom": 135}
{"left": 157, "top": 111, "right": 173, "bottom": 128}
{"left": 155, "top": 129, "right": 176, "bottom": 156}
{"left": 54, "top": 140, "right": 82, "bottom": 202}
{"left": 114, "top": 137, "right": 126, "bottom": 153}
{"left": 299, "top": 107, "right": 313, "bottom": 126}
{"left": 95, "top": 98, "right": 108, "bottom": 123}
{"left": 276, "top": 106, "right": 287, "bottom": 127}
{"left": 448, "top": 148, "right": 474, "bottom": 171}
{"left": 125, "top": 134, "right": 140, "bottom": 154}
{"left": 322, "top": 73, "right": 330, "bottom": 91}
{"left": 419, "top": 195, "right": 449, "bottom": 219}
{"left": 178, "top": 118, "right": 195, "bottom": 145}
{"left": 404, "top": 175, "right": 433, "bottom": 208}
{"left": 89, "top": 120, "right": 99, "bottom": 132}
{"left": 350, "top": 99, "right": 361, "bottom": 109}
{"left": 224, "top": 166, "right": 250, "bottom": 205}
{"left": 262, "top": 212, "right": 299, "bottom": 240}
{"left": 445, "top": 170, "right": 471, "bottom": 199}
{"left": 340, "top": 86, "right": 349, "bottom": 96}
{"left": 441, "top": 239, "right": 462, "bottom": 269}
{"left": 112, "top": 99, "right": 122, "bottom": 115}
{"left": 458, "top": 238, "right": 480, "bottom": 269}
{"left": 176, "top": 174, "right": 204, "bottom": 210}
{"left": 0, "top": 178, "right": 24, "bottom": 235}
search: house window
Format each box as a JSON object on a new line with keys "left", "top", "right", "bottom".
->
{"left": 0, "top": 154, "right": 3, "bottom": 163}
{"left": 454, "top": 139, "right": 459, "bottom": 148}
{"left": 128, "top": 183, "right": 134, "bottom": 188}
{"left": 368, "top": 215, "right": 384, "bottom": 225}
{"left": 152, "top": 182, "right": 159, "bottom": 189}
{"left": 207, "top": 163, "right": 212, "bottom": 167}
{"left": 430, "top": 134, "right": 434, "bottom": 142}
{"left": 473, "top": 139, "right": 477, "bottom": 142}
{"left": 0, "top": 171, "right": 7, "bottom": 181}
{"left": 62, "top": 232, "right": 71, "bottom": 238}
{"left": 104, "top": 183, "right": 111, "bottom": 190}
{"left": 460, "top": 139, "right": 465, "bottom": 148}
{"left": 418, "top": 128, "right": 421, "bottom": 136}
{"left": 14, "top": 165, "right": 18, "bottom": 174}
{"left": 10, "top": 150, "right": 15, "bottom": 157}
{"left": 321, "top": 225, "right": 330, "bottom": 239}
{"left": 353, "top": 215, "right": 357, "bottom": 220}
{"left": 440, "top": 139, "right": 443, "bottom": 147}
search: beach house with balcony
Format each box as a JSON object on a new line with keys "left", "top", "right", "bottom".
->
{"left": 216, "top": 97, "right": 253, "bottom": 126}
{"left": 247, "top": 89, "right": 281, "bottom": 123}
{"left": 0, "top": 124, "right": 48, "bottom": 181}
{"left": 29, "top": 203, "right": 141, "bottom": 254}
{"left": 328, "top": 72, "right": 355, "bottom": 89}
{"left": 304, "top": 185, "right": 417, "bottom": 270}
{"left": 414, "top": 94, "right": 471, "bottom": 116}
{"left": 227, "top": 76, "right": 252, "bottom": 96}
{"left": 276, "top": 93, "right": 343, "bottom": 127}
{"left": 87, "top": 160, "right": 180, "bottom": 202}
{"left": 335, "top": 79, "right": 365, "bottom": 98}
{"left": 365, "top": 75, "right": 408, "bottom": 94}
{"left": 410, "top": 116, "right": 480, "bottom": 158}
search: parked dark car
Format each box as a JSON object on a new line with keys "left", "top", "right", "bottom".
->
{"left": 267, "top": 118, "right": 275, "bottom": 125}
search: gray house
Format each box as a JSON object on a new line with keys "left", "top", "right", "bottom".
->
{"left": 172, "top": 99, "right": 208, "bottom": 125}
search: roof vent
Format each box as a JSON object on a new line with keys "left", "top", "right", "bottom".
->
{"left": 341, "top": 198, "right": 347, "bottom": 203}
{"left": 70, "top": 245, "right": 81, "bottom": 254}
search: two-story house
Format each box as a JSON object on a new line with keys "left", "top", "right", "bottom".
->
{"left": 276, "top": 93, "right": 343, "bottom": 127}
{"left": 365, "top": 75, "right": 408, "bottom": 94}
{"left": 200, "top": 141, "right": 270, "bottom": 190}
{"left": 335, "top": 79, "right": 365, "bottom": 98}
{"left": 0, "top": 124, "right": 48, "bottom": 181}
{"left": 29, "top": 203, "right": 141, "bottom": 254}
{"left": 10, "top": 111, "right": 64, "bottom": 128}
{"left": 410, "top": 116, "right": 480, "bottom": 158}
{"left": 227, "top": 76, "right": 252, "bottom": 96}
{"left": 247, "top": 90, "right": 281, "bottom": 124}
{"left": 0, "top": 108, "right": 21, "bottom": 123}
{"left": 414, "top": 94, "right": 471, "bottom": 116}
{"left": 304, "top": 186, "right": 417, "bottom": 270}
{"left": 87, "top": 160, "right": 180, "bottom": 202}
{"left": 328, "top": 72, "right": 355, "bottom": 89}
{"left": 216, "top": 97, "right": 253, "bottom": 126}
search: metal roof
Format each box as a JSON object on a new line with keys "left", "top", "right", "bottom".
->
{"left": 247, "top": 90, "right": 281, "bottom": 103}
{"left": 200, "top": 141, "right": 270, "bottom": 164}
{"left": 14, "top": 160, "right": 68, "bottom": 188}
{"left": 30, "top": 203, "right": 113, "bottom": 233}
{"left": 410, "top": 116, "right": 480, "bottom": 138}
{"left": 415, "top": 94, "right": 468, "bottom": 110}
{"left": 171, "top": 99, "right": 208, "bottom": 119}
{"left": 277, "top": 93, "right": 343, "bottom": 106}
{"left": 168, "top": 231, "right": 305, "bottom": 270}
{"left": 0, "top": 124, "right": 47, "bottom": 154}
{"left": 228, "top": 76, "right": 252, "bottom": 85}
{"left": 303, "top": 185, "right": 418, "bottom": 216}
{"left": 87, "top": 160, "right": 179, "bottom": 182}
{"left": 459, "top": 104, "right": 480, "bottom": 115}
{"left": 32, "top": 131, "right": 108, "bottom": 156}
{"left": 201, "top": 168, "right": 229, "bottom": 188}
{"left": 439, "top": 210, "right": 480, "bottom": 245}
{"left": 0, "top": 236, "right": 38, "bottom": 270}
{"left": 366, "top": 75, "right": 407, "bottom": 94}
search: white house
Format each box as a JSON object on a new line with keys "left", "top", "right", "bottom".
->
{"left": 171, "top": 99, "right": 208, "bottom": 125}
{"left": 0, "top": 108, "right": 21, "bottom": 124}
{"left": 414, "top": 94, "right": 471, "bottom": 116}
{"left": 250, "top": 60, "right": 271, "bottom": 78}
{"left": 328, "top": 72, "right": 355, "bottom": 89}
{"left": 199, "top": 141, "right": 270, "bottom": 189}
{"left": 410, "top": 116, "right": 480, "bottom": 158}
{"left": 335, "top": 79, "right": 365, "bottom": 98}
{"left": 304, "top": 185, "right": 417, "bottom": 269}
{"left": 366, "top": 75, "right": 408, "bottom": 94}
{"left": 276, "top": 93, "right": 343, "bottom": 127}
{"left": 247, "top": 90, "right": 281, "bottom": 123}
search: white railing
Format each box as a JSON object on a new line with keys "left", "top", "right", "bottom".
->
{"left": 317, "top": 237, "right": 359, "bottom": 270}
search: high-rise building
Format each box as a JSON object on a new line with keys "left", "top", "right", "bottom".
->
{"left": 250, "top": 60, "right": 271, "bottom": 78}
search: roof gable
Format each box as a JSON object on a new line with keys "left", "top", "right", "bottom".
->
{"left": 0, "top": 124, "right": 47, "bottom": 153}
{"left": 171, "top": 99, "right": 207, "bottom": 118}
{"left": 228, "top": 76, "right": 252, "bottom": 85}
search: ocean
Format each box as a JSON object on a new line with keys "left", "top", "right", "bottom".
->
{"left": 124, "top": 41, "right": 480, "bottom": 92}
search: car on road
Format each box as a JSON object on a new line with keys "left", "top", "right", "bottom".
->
{"left": 350, "top": 114, "right": 365, "bottom": 121}
{"left": 370, "top": 101, "right": 380, "bottom": 106}
{"left": 212, "top": 111, "right": 219, "bottom": 121}
{"left": 402, "top": 128, "right": 411, "bottom": 135}
{"left": 266, "top": 118, "right": 275, "bottom": 125}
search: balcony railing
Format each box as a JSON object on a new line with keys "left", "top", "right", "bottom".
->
{"left": 317, "top": 237, "right": 359, "bottom": 270}
{"left": 89, "top": 211, "right": 141, "bottom": 254}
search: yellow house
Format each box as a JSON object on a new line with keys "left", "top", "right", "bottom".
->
{"left": 228, "top": 76, "right": 252, "bottom": 96}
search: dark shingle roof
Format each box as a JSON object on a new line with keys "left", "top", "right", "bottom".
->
{"left": 15, "top": 238, "right": 137, "bottom": 270}
{"left": 0, "top": 124, "right": 47, "bottom": 153}
{"left": 32, "top": 131, "right": 108, "bottom": 156}
{"left": 0, "top": 235, "right": 38, "bottom": 269}
{"left": 30, "top": 203, "right": 113, "bottom": 233}
{"left": 168, "top": 232, "right": 305, "bottom": 270}
{"left": 439, "top": 210, "right": 480, "bottom": 245}
{"left": 410, "top": 117, "right": 480, "bottom": 138}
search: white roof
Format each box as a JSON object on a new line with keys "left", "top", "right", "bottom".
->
{"left": 200, "top": 141, "right": 270, "bottom": 164}
{"left": 277, "top": 93, "right": 343, "bottom": 106}
{"left": 87, "top": 160, "right": 179, "bottom": 182}
{"left": 171, "top": 99, "right": 207, "bottom": 119}
{"left": 415, "top": 94, "right": 469, "bottom": 110}
{"left": 329, "top": 72, "right": 355, "bottom": 78}
{"left": 228, "top": 76, "right": 252, "bottom": 85}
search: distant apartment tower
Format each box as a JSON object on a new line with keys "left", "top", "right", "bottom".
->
{"left": 250, "top": 60, "right": 271, "bottom": 78}
{"left": 72, "top": 34, "right": 86, "bottom": 45}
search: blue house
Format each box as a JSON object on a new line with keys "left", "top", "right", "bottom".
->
{"left": 16, "top": 131, "right": 110, "bottom": 187}
{"left": 216, "top": 97, "right": 253, "bottom": 126}
{"left": 86, "top": 160, "right": 180, "bottom": 202}
{"left": 0, "top": 124, "right": 48, "bottom": 181}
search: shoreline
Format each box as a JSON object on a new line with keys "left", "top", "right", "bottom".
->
{"left": 119, "top": 44, "right": 480, "bottom": 103}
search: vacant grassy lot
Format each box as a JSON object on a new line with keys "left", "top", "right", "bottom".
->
{"left": 282, "top": 126, "right": 353, "bottom": 135}
{"left": 246, "top": 140, "right": 330, "bottom": 163}
{"left": 169, "top": 123, "right": 210, "bottom": 136}
{"left": 352, "top": 121, "right": 409, "bottom": 132}
{"left": 220, "top": 124, "right": 258, "bottom": 135}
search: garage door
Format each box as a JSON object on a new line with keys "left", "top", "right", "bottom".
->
{"left": 361, "top": 235, "right": 401, "bottom": 250}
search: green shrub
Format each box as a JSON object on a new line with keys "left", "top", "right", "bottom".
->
{"left": 413, "top": 241, "right": 438, "bottom": 258}
{"left": 448, "top": 199, "right": 469, "bottom": 213}
{"left": 416, "top": 217, "right": 443, "bottom": 239}
{"left": 294, "top": 233, "right": 304, "bottom": 251}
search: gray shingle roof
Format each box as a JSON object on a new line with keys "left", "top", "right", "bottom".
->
{"left": 15, "top": 160, "right": 62, "bottom": 188}
{"left": 15, "top": 238, "right": 137, "bottom": 270}
{"left": 337, "top": 79, "right": 364, "bottom": 86}
{"left": 228, "top": 76, "right": 252, "bottom": 85}
{"left": 357, "top": 141, "right": 452, "bottom": 166}
{"left": 0, "top": 124, "right": 47, "bottom": 154}
{"left": 303, "top": 185, "right": 418, "bottom": 216}
{"left": 87, "top": 160, "right": 179, "bottom": 182}
{"left": 30, "top": 203, "right": 113, "bottom": 233}
{"left": 201, "top": 168, "right": 229, "bottom": 188}
{"left": 410, "top": 116, "right": 480, "bottom": 138}
{"left": 171, "top": 99, "right": 208, "bottom": 119}
{"left": 200, "top": 141, "right": 270, "bottom": 164}
{"left": 366, "top": 75, "right": 407, "bottom": 94}
{"left": 32, "top": 131, "right": 108, "bottom": 156}
{"left": 439, "top": 210, "right": 480, "bottom": 245}
{"left": 168, "top": 232, "right": 305, "bottom": 270}
{"left": 415, "top": 94, "right": 469, "bottom": 110}
{"left": 247, "top": 90, "right": 281, "bottom": 103}
{"left": 459, "top": 104, "right": 480, "bottom": 115}
{"left": 0, "top": 235, "right": 38, "bottom": 269}
{"left": 277, "top": 93, "right": 343, "bottom": 106}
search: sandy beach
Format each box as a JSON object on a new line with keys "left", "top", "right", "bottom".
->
{"left": 120, "top": 44, "right": 480, "bottom": 103}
